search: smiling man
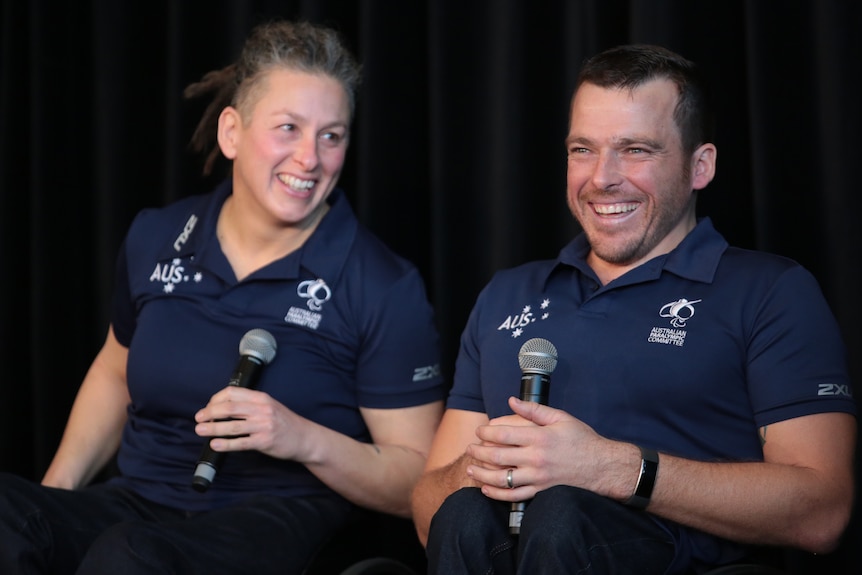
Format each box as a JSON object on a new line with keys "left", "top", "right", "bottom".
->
{"left": 410, "top": 44, "right": 856, "bottom": 574}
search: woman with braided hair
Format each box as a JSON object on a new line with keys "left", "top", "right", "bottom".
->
{"left": 0, "top": 20, "right": 445, "bottom": 574}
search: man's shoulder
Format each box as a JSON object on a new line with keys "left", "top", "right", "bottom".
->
{"left": 722, "top": 244, "right": 800, "bottom": 267}
{"left": 718, "top": 245, "right": 810, "bottom": 281}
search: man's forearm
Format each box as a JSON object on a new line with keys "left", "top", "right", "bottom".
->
{"left": 646, "top": 452, "right": 853, "bottom": 553}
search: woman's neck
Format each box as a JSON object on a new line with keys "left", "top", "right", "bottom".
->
{"left": 216, "top": 194, "right": 329, "bottom": 281}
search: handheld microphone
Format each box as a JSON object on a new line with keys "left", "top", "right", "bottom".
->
{"left": 191, "top": 328, "right": 277, "bottom": 493}
{"left": 509, "top": 337, "right": 558, "bottom": 535}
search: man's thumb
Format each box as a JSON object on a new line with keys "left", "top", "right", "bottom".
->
{"left": 509, "top": 396, "right": 559, "bottom": 426}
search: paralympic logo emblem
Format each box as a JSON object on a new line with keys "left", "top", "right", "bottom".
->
{"left": 298, "top": 279, "right": 332, "bottom": 311}
{"left": 659, "top": 298, "right": 701, "bottom": 328}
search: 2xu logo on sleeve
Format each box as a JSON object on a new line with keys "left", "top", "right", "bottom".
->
{"left": 818, "top": 383, "right": 852, "bottom": 397}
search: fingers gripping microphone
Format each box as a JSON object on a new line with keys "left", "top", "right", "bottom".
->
{"left": 509, "top": 337, "right": 558, "bottom": 535}
{"left": 191, "top": 328, "right": 277, "bottom": 493}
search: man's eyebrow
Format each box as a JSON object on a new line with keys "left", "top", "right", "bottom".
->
{"left": 564, "top": 135, "right": 665, "bottom": 149}
{"left": 615, "top": 136, "right": 664, "bottom": 149}
{"left": 565, "top": 135, "right": 593, "bottom": 147}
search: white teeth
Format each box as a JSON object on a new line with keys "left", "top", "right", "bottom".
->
{"left": 279, "top": 175, "right": 315, "bottom": 190}
{"left": 594, "top": 203, "right": 637, "bottom": 215}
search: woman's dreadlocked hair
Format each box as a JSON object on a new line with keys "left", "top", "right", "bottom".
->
{"left": 183, "top": 20, "right": 361, "bottom": 176}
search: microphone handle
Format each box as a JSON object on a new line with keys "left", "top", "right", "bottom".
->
{"left": 509, "top": 371, "right": 550, "bottom": 535}
{"left": 191, "top": 355, "right": 264, "bottom": 492}
{"left": 228, "top": 355, "right": 265, "bottom": 389}
{"left": 519, "top": 371, "right": 549, "bottom": 405}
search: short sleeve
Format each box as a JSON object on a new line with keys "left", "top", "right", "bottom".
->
{"left": 110, "top": 235, "right": 136, "bottom": 348}
{"left": 354, "top": 267, "right": 447, "bottom": 408}
{"left": 746, "top": 265, "right": 856, "bottom": 425}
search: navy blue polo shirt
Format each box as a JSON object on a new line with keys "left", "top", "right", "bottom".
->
{"left": 448, "top": 218, "right": 855, "bottom": 566}
{"left": 108, "top": 181, "right": 445, "bottom": 511}
{"left": 450, "top": 218, "right": 854, "bottom": 455}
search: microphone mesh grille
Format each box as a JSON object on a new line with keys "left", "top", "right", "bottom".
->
{"left": 239, "top": 329, "right": 278, "bottom": 364}
{"left": 517, "top": 338, "right": 558, "bottom": 374}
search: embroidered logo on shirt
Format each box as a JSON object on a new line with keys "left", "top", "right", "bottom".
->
{"left": 148, "top": 258, "right": 203, "bottom": 293}
{"left": 285, "top": 306, "right": 323, "bottom": 329}
{"left": 285, "top": 279, "right": 331, "bottom": 330}
{"left": 818, "top": 383, "right": 853, "bottom": 398}
{"left": 648, "top": 297, "right": 701, "bottom": 347}
{"left": 496, "top": 298, "right": 552, "bottom": 338}
{"left": 413, "top": 364, "right": 441, "bottom": 382}
{"left": 173, "top": 214, "right": 198, "bottom": 251}
{"left": 659, "top": 298, "right": 701, "bottom": 328}
{"left": 297, "top": 279, "right": 332, "bottom": 311}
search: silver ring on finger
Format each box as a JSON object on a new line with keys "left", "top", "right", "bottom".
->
{"left": 506, "top": 468, "right": 515, "bottom": 489}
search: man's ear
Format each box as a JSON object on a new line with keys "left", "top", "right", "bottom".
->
{"left": 217, "top": 106, "right": 241, "bottom": 160}
{"left": 691, "top": 143, "right": 717, "bottom": 191}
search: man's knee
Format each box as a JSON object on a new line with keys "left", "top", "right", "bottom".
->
{"left": 520, "top": 485, "right": 675, "bottom": 572}
{"left": 434, "top": 488, "right": 486, "bottom": 521}
{"left": 520, "top": 486, "right": 598, "bottom": 542}
{"left": 429, "top": 487, "right": 489, "bottom": 539}
{"left": 427, "top": 488, "right": 516, "bottom": 574}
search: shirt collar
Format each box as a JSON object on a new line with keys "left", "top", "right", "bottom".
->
{"left": 552, "top": 217, "right": 728, "bottom": 287}
{"left": 160, "top": 180, "right": 356, "bottom": 285}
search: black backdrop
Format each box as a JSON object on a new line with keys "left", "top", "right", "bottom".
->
{"left": 1, "top": 1, "right": 860, "bottom": 572}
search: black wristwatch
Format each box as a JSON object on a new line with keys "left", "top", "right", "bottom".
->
{"left": 625, "top": 446, "right": 659, "bottom": 510}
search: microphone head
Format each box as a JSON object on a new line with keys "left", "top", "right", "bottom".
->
{"left": 518, "top": 338, "right": 558, "bottom": 375}
{"left": 240, "top": 329, "right": 277, "bottom": 365}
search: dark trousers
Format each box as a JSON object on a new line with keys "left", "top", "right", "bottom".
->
{"left": 0, "top": 472, "right": 353, "bottom": 574}
{"left": 426, "top": 485, "right": 677, "bottom": 575}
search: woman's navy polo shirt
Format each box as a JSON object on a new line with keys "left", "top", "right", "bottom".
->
{"left": 108, "top": 181, "right": 446, "bottom": 510}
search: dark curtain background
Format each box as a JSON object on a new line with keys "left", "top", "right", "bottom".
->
{"left": 2, "top": 1, "right": 860, "bottom": 572}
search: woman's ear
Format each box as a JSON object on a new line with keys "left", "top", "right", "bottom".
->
{"left": 217, "top": 106, "right": 241, "bottom": 160}
{"left": 691, "top": 143, "right": 717, "bottom": 191}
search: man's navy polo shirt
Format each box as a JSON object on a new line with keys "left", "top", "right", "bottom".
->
{"left": 449, "top": 217, "right": 855, "bottom": 462}
{"left": 108, "top": 181, "right": 445, "bottom": 510}
{"left": 448, "top": 217, "right": 855, "bottom": 566}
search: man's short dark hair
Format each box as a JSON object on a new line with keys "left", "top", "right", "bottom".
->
{"left": 577, "top": 44, "right": 714, "bottom": 154}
